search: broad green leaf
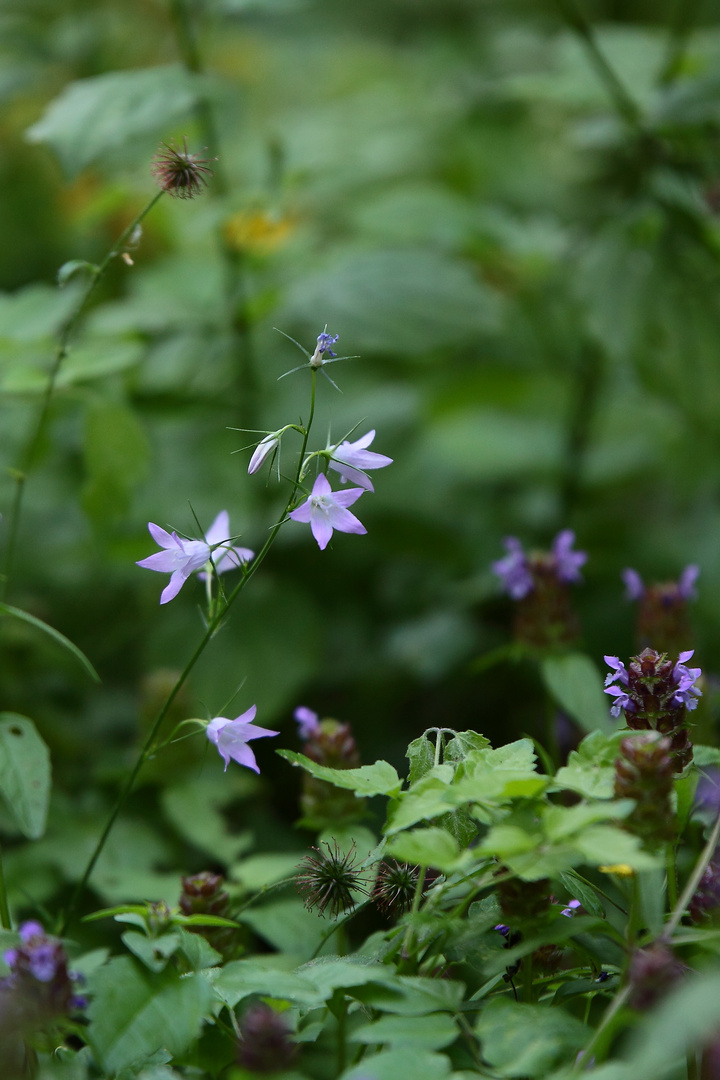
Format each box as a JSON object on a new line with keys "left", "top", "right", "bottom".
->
{"left": 0, "top": 282, "right": 82, "bottom": 341}
{"left": 543, "top": 800, "right": 634, "bottom": 841}
{"left": 443, "top": 730, "right": 491, "bottom": 763}
{"left": 230, "top": 853, "right": 302, "bottom": 891}
{"left": 406, "top": 735, "right": 435, "bottom": 784}
{"left": 121, "top": 931, "right": 181, "bottom": 973}
{"left": 214, "top": 958, "right": 320, "bottom": 1009}
{"left": 557, "top": 871, "right": 606, "bottom": 919}
{"left": 350, "top": 1012, "right": 457, "bottom": 1050}
{"left": 476, "top": 997, "right": 590, "bottom": 1077}
{"left": 352, "top": 975, "right": 466, "bottom": 1016}
{"left": 26, "top": 66, "right": 210, "bottom": 175}
{"left": 0, "top": 603, "right": 100, "bottom": 682}
{"left": 554, "top": 731, "right": 627, "bottom": 800}
{"left": 571, "top": 825, "right": 660, "bottom": 871}
{"left": 82, "top": 399, "right": 150, "bottom": 525}
{"left": 386, "top": 826, "right": 461, "bottom": 872}
{"left": 161, "top": 773, "right": 254, "bottom": 865}
{"left": 541, "top": 653, "right": 614, "bottom": 735}
{"left": 340, "top": 1047, "right": 451, "bottom": 1080}
{"left": 298, "top": 956, "right": 387, "bottom": 1000}
{"left": 278, "top": 750, "right": 402, "bottom": 798}
{"left": 386, "top": 773, "right": 455, "bottom": 835}
{"left": 624, "top": 971, "right": 720, "bottom": 1077}
{"left": 86, "top": 956, "right": 212, "bottom": 1073}
{"left": 237, "top": 898, "right": 328, "bottom": 960}
{"left": 0, "top": 714, "right": 51, "bottom": 839}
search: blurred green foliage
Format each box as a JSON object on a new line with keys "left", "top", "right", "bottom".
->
{"left": 1, "top": 0, "right": 720, "bottom": 913}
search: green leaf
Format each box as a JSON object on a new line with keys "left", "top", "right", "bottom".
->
{"left": 57, "top": 259, "right": 98, "bottom": 287}
{"left": 476, "top": 998, "right": 589, "bottom": 1077}
{"left": 161, "top": 772, "right": 254, "bottom": 865}
{"left": 386, "top": 771, "right": 455, "bottom": 835}
{"left": 26, "top": 66, "right": 210, "bottom": 176}
{"left": 0, "top": 603, "right": 99, "bottom": 682}
{"left": 557, "top": 871, "right": 606, "bottom": 918}
{"left": 339, "top": 1047, "right": 451, "bottom": 1080}
{"left": 554, "top": 731, "right": 627, "bottom": 800}
{"left": 214, "top": 958, "right": 321, "bottom": 1009}
{"left": 443, "top": 730, "right": 491, "bottom": 763}
{"left": 82, "top": 399, "right": 150, "bottom": 526}
{"left": 350, "top": 1012, "right": 458, "bottom": 1050}
{"left": 543, "top": 800, "right": 634, "bottom": 841}
{"left": 0, "top": 714, "right": 51, "bottom": 839}
{"left": 278, "top": 750, "right": 402, "bottom": 798}
{"left": 386, "top": 826, "right": 461, "bottom": 872}
{"left": 406, "top": 735, "right": 435, "bottom": 785}
{"left": 541, "top": 653, "right": 615, "bottom": 735}
{"left": 86, "top": 956, "right": 212, "bottom": 1074}
{"left": 298, "top": 956, "right": 387, "bottom": 1000}
{"left": 237, "top": 898, "right": 329, "bottom": 960}
{"left": 352, "top": 975, "right": 466, "bottom": 1016}
{"left": 121, "top": 931, "right": 181, "bottom": 973}
{"left": 571, "top": 825, "right": 660, "bottom": 871}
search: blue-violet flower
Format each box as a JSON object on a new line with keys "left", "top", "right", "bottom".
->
{"left": 327, "top": 429, "right": 393, "bottom": 492}
{"left": 206, "top": 706, "right": 279, "bottom": 773}
{"left": 295, "top": 706, "right": 321, "bottom": 740}
{"left": 289, "top": 473, "right": 366, "bottom": 550}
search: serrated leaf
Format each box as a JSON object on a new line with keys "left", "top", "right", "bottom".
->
{"left": 554, "top": 730, "right": 627, "bottom": 800}
{"left": 406, "top": 735, "right": 434, "bottom": 784}
{"left": 386, "top": 826, "right": 461, "bottom": 871}
{"left": 0, "top": 714, "right": 51, "bottom": 839}
{"left": 541, "top": 653, "right": 614, "bottom": 735}
{"left": 278, "top": 750, "right": 402, "bottom": 798}
{"left": 86, "top": 956, "right": 212, "bottom": 1073}
{"left": 444, "top": 730, "right": 491, "bottom": 762}
{"left": 350, "top": 1012, "right": 457, "bottom": 1050}
{"left": 121, "top": 931, "right": 181, "bottom": 973}
{"left": 340, "top": 1047, "right": 451, "bottom": 1080}
{"left": 0, "top": 602, "right": 100, "bottom": 682}
{"left": 475, "top": 997, "right": 589, "bottom": 1077}
{"left": 26, "top": 66, "right": 210, "bottom": 176}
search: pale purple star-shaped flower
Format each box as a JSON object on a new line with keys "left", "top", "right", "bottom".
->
{"left": 622, "top": 568, "right": 645, "bottom": 601}
{"left": 289, "top": 473, "right": 366, "bottom": 551}
{"left": 328, "top": 430, "right": 393, "bottom": 492}
{"left": 561, "top": 899, "right": 582, "bottom": 918}
{"left": 197, "top": 510, "right": 254, "bottom": 581}
{"left": 137, "top": 524, "right": 211, "bottom": 604}
{"left": 295, "top": 706, "right": 321, "bottom": 740}
{"left": 205, "top": 706, "right": 279, "bottom": 773}
{"left": 552, "top": 530, "right": 587, "bottom": 584}
{"left": 492, "top": 537, "right": 534, "bottom": 600}
{"left": 672, "top": 649, "right": 702, "bottom": 710}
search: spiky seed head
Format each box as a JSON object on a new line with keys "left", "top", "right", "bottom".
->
{"left": 151, "top": 138, "right": 214, "bottom": 199}
{"left": 296, "top": 839, "right": 367, "bottom": 919}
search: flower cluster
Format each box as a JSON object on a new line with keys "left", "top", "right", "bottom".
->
{"left": 137, "top": 510, "right": 253, "bottom": 604}
{"left": 0, "top": 921, "right": 85, "bottom": 1040}
{"left": 604, "top": 648, "right": 701, "bottom": 770}
{"left": 491, "top": 530, "right": 587, "bottom": 647}
{"left": 622, "top": 564, "right": 699, "bottom": 654}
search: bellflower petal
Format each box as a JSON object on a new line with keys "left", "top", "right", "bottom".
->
{"left": 328, "top": 429, "right": 393, "bottom": 492}
{"left": 137, "top": 523, "right": 211, "bottom": 604}
{"left": 198, "top": 510, "right": 254, "bottom": 581}
{"left": 206, "top": 706, "right": 279, "bottom": 772}
{"left": 289, "top": 473, "right": 367, "bottom": 551}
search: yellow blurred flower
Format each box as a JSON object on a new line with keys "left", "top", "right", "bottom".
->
{"left": 223, "top": 209, "right": 296, "bottom": 255}
{"left": 598, "top": 864, "right": 634, "bottom": 877}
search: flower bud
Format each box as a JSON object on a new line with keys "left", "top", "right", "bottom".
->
{"left": 623, "top": 565, "right": 698, "bottom": 655}
{"left": 628, "top": 942, "right": 683, "bottom": 1010}
{"left": 238, "top": 1003, "right": 298, "bottom": 1073}
{"left": 179, "top": 872, "right": 239, "bottom": 959}
{"left": 297, "top": 715, "right": 364, "bottom": 828}
{"left": 248, "top": 434, "right": 280, "bottom": 475}
{"left": 614, "top": 732, "right": 675, "bottom": 846}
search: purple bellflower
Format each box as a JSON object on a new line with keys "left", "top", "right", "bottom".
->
{"left": 295, "top": 706, "right": 321, "bottom": 740}
{"left": 289, "top": 473, "right": 366, "bottom": 550}
{"left": 328, "top": 430, "right": 393, "bottom": 492}
{"left": 138, "top": 511, "right": 253, "bottom": 603}
{"left": 205, "top": 706, "right": 279, "bottom": 773}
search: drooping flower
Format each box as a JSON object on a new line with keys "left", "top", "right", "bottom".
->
{"left": 294, "top": 706, "right": 321, "bottom": 740}
{"left": 198, "top": 510, "right": 254, "bottom": 581}
{"left": 137, "top": 524, "right": 211, "bottom": 604}
{"left": 248, "top": 434, "right": 280, "bottom": 475}
{"left": 205, "top": 706, "right": 279, "bottom": 773}
{"left": 327, "top": 430, "right": 393, "bottom": 492}
{"left": 289, "top": 473, "right": 366, "bottom": 550}
{"left": 151, "top": 138, "right": 214, "bottom": 199}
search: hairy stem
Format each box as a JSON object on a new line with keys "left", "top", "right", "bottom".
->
{"left": 2, "top": 190, "right": 164, "bottom": 599}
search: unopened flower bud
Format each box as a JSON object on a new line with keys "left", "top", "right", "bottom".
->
{"left": 238, "top": 1003, "right": 298, "bottom": 1073}
{"left": 628, "top": 942, "right": 683, "bottom": 1010}
{"left": 179, "top": 871, "right": 239, "bottom": 959}
{"left": 248, "top": 434, "right": 280, "bottom": 475}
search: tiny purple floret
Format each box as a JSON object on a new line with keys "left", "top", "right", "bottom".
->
{"left": 622, "top": 568, "right": 645, "bottom": 601}
{"left": 492, "top": 537, "right": 534, "bottom": 600}
{"left": 604, "top": 656, "right": 629, "bottom": 687}
{"left": 289, "top": 473, "right": 367, "bottom": 551}
{"left": 678, "top": 564, "right": 700, "bottom": 600}
{"left": 310, "top": 329, "right": 339, "bottom": 367}
{"left": 672, "top": 649, "right": 702, "bottom": 710}
{"left": 552, "top": 530, "right": 587, "bottom": 585}
{"left": 206, "top": 706, "right": 279, "bottom": 773}
{"left": 294, "top": 706, "right": 321, "bottom": 740}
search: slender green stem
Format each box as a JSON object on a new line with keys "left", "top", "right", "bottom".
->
{"left": 574, "top": 985, "right": 630, "bottom": 1070}
{"left": 687, "top": 1047, "right": 699, "bottom": 1080}
{"left": 664, "top": 810, "right": 720, "bottom": 939}
{"left": 61, "top": 374, "right": 317, "bottom": 934}
{"left": 2, "top": 190, "right": 164, "bottom": 600}
{"left": 666, "top": 842, "right": 679, "bottom": 912}
{"left": 661, "top": 0, "right": 706, "bottom": 84}
{"left": 0, "top": 845, "right": 12, "bottom": 930}
{"left": 522, "top": 952, "right": 534, "bottom": 1004}
{"left": 554, "top": 0, "right": 643, "bottom": 131}
{"left": 433, "top": 729, "right": 443, "bottom": 767}
{"left": 400, "top": 866, "right": 427, "bottom": 966}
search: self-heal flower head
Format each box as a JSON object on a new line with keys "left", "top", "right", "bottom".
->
{"left": 294, "top": 706, "right": 321, "bottom": 740}
{"left": 137, "top": 524, "right": 211, "bottom": 604}
{"left": 205, "top": 706, "right": 279, "bottom": 773}
{"left": 289, "top": 473, "right": 366, "bottom": 551}
{"left": 328, "top": 429, "right": 393, "bottom": 492}
{"left": 492, "top": 537, "right": 534, "bottom": 600}
{"left": 197, "top": 510, "right": 253, "bottom": 581}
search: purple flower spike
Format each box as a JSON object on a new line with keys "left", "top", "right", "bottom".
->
{"left": 328, "top": 430, "right": 393, "bottom": 492}
{"left": 197, "top": 510, "right": 254, "bottom": 581}
{"left": 622, "top": 568, "right": 645, "bottom": 601}
{"left": 289, "top": 473, "right": 367, "bottom": 551}
{"left": 492, "top": 537, "right": 534, "bottom": 600}
{"left": 552, "top": 530, "right": 587, "bottom": 584}
{"left": 678, "top": 564, "right": 700, "bottom": 600}
{"left": 137, "top": 524, "right": 210, "bottom": 604}
{"left": 205, "top": 706, "right": 279, "bottom": 773}
{"left": 295, "top": 706, "right": 321, "bottom": 740}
